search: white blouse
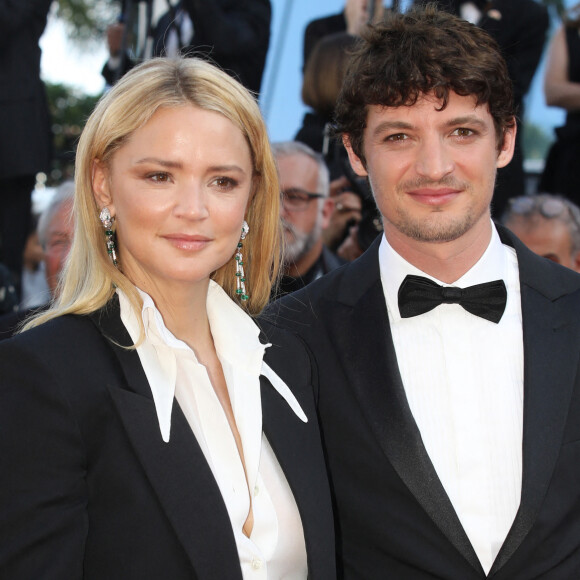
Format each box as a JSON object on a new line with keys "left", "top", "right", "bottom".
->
{"left": 118, "top": 281, "right": 308, "bottom": 579}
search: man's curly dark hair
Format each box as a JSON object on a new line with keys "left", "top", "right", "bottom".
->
{"left": 334, "top": 4, "right": 516, "bottom": 166}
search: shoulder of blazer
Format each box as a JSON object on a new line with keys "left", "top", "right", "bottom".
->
{"left": 0, "top": 301, "right": 135, "bottom": 400}
{"left": 263, "top": 235, "right": 382, "bottom": 330}
{"left": 497, "top": 222, "right": 580, "bottom": 300}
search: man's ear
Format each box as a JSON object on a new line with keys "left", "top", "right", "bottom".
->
{"left": 320, "top": 197, "right": 335, "bottom": 230}
{"left": 92, "top": 160, "right": 114, "bottom": 213}
{"left": 343, "top": 135, "right": 368, "bottom": 177}
{"left": 497, "top": 119, "right": 517, "bottom": 169}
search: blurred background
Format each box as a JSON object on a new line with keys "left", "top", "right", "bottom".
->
{"left": 38, "top": 0, "right": 571, "bottom": 188}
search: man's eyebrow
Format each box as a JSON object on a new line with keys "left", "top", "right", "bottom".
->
{"left": 371, "top": 121, "right": 415, "bottom": 137}
{"left": 443, "top": 115, "right": 488, "bottom": 130}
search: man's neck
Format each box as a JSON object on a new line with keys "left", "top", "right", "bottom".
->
{"left": 385, "top": 219, "right": 494, "bottom": 284}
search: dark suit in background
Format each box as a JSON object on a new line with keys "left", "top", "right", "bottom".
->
{"left": 0, "top": 298, "right": 335, "bottom": 578}
{"left": 0, "top": 0, "right": 52, "bottom": 292}
{"left": 104, "top": 0, "right": 271, "bottom": 96}
{"left": 303, "top": 11, "right": 346, "bottom": 70}
{"left": 266, "top": 225, "right": 580, "bottom": 578}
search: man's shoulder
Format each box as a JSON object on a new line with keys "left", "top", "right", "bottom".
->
{"left": 501, "top": 224, "right": 580, "bottom": 299}
{"left": 263, "top": 243, "right": 380, "bottom": 331}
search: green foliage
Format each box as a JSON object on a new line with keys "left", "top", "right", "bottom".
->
{"left": 53, "top": 0, "right": 119, "bottom": 46}
{"left": 45, "top": 82, "right": 102, "bottom": 185}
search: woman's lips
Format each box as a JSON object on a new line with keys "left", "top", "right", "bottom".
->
{"left": 163, "top": 234, "right": 212, "bottom": 251}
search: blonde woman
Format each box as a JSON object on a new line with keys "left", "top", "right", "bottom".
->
{"left": 0, "top": 58, "right": 334, "bottom": 579}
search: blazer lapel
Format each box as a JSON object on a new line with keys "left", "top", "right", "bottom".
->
{"left": 490, "top": 227, "right": 580, "bottom": 575}
{"left": 260, "top": 343, "right": 335, "bottom": 579}
{"left": 89, "top": 300, "right": 243, "bottom": 579}
{"left": 323, "top": 240, "right": 483, "bottom": 573}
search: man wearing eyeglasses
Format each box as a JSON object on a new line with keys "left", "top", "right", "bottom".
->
{"left": 272, "top": 141, "right": 343, "bottom": 298}
{"left": 502, "top": 193, "right": 580, "bottom": 273}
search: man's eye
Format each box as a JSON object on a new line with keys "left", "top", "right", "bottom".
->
{"left": 386, "top": 133, "right": 408, "bottom": 142}
{"left": 452, "top": 128, "right": 474, "bottom": 137}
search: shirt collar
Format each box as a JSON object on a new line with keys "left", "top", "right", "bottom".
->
{"left": 379, "top": 221, "right": 514, "bottom": 322}
{"left": 117, "top": 281, "right": 307, "bottom": 442}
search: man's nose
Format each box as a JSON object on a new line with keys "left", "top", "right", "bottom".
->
{"left": 414, "top": 137, "right": 454, "bottom": 181}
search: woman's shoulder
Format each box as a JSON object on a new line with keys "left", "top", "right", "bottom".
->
{"left": 0, "top": 309, "right": 123, "bottom": 384}
{"left": 1, "top": 312, "right": 98, "bottom": 353}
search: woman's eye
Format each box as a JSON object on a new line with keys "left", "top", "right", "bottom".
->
{"left": 213, "top": 176, "right": 237, "bottom": 190}
{"left": 147, "top": 172, "right": 170, "bottom": 183}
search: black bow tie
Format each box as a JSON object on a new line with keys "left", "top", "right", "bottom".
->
{"left": 398, "top": 274, "right": 507, "bottom": 323}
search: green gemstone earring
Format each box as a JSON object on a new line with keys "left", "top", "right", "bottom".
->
{"left": 235, "top": 220, "right": 249, "bottom": 302}
{"left": 99, "top": 207, "right": 118, "bottom": 267}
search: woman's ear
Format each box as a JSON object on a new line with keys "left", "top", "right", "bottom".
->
{"left": 92, "top": 160, "right": 115, "bottom": 214}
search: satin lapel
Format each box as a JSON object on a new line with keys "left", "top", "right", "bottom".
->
{"left": 260, "top": 346, "right": 335, "bottom": 579}
{"left": 323, "top": 242, "right": 482, "bottom": 572}
{"left": 490, "top": 230, "right": 580, "bottom": 575}
{"left": 89, "top": 300, "right": 243, "bottom": 579}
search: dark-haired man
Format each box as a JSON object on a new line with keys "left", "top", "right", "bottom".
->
{"left": 264, "top": 7, "right": 580, "bottom": 579}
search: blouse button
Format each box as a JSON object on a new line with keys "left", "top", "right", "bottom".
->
{"left": 251, "top": 557, "right": 263, "bottom": 570}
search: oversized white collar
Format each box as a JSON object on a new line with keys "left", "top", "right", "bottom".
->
{"left": 118, "top": 280, "right": 307, "bottom": 442}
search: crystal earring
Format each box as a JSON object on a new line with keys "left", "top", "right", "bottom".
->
{"left": 99, "top": 207, "right": 118, "bottom": 267}
{"left": 235, "top": 220, "right": 249, "bottom": 302}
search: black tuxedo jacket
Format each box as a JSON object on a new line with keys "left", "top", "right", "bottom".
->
{"left": 0, "top": 299, "right": 335, "bottom": 578}
{"left": 265, "top": 225, "right": 580, "bottom": 579}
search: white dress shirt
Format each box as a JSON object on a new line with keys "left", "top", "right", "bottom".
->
{"left": 379, "top": 224, "right": 523, "bottom": 574}
{"left": 118, "top": 281, "right": 308, "bottom": 579}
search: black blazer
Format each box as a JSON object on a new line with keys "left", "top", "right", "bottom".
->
{"left": 265, "top": 225, "right": 580, "bottom": 579}
{"left": 0, "top": 298, "right": 335, "bottom": 579}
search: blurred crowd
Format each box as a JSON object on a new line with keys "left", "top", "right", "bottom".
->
{"left": 2, "top": 0, "right": 580, "bottom": 322}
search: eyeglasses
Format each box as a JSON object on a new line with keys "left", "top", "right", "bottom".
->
{"left": 508, "top": 195, "right": 580, "bottom": 230}
{"left": 281, "top": 188, "right": 324, "bottom": 211}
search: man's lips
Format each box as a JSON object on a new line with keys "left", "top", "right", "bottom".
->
{"left": 407, "top": 187, "right": 461, "bottom": 205}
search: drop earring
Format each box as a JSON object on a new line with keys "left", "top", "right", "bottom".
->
{"left": 235, "top": 220, "right": 249, "bottom": 302}
{"left": 99, "top": 207, "right": 118, "bottom": 267}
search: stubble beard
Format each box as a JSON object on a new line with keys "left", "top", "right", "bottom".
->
{"left": 383, "top": 176, "right": 492, "bottom": 244}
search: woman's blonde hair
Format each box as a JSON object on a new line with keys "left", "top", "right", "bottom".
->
{"left": 25, "top": 57, "right": 281, "bottom": 331}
